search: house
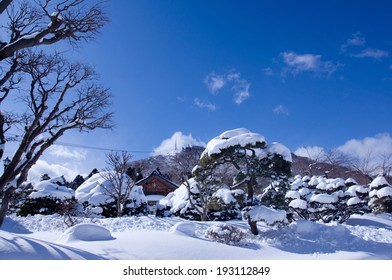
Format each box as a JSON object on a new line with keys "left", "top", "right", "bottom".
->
{"left": 136, "top": 168, "right": 179, "bottom": 215}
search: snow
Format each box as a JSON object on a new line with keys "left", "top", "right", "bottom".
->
{"left": 1, "top": 213, "right": 392, "bottom": 260}
{"left": 267, "top": 142, "right": 293, "bottom": 162}
{"left": 246, "top": 205, "right": 287, "bottom": 224}
{"left": 212, "top": 188, "right": 237, "bottom": 204}
{"left": 289, "top": 198, "right": 308, "bottom": 210}
{"left": 161, "top": 179, "right": 196, "bottom": 212}
{"left": 75, "top": 173, "right": 113, "bottom": 205}
{"left": 75, "top": 172, "right": 144, "bottom": 207}
{"left": 377, "top": 186, "right": 392, "bottom": 198}
{"left": 285, "top": 190, "right": 301, "bottom": 199}
{"left": 202, "top": 128, "right": 266, "bottom": 157}
{"left": 298, "top": 187, "right": 310, "bottom": 196}
{"left": 345, "top": 177, "right": 358, "bottom": 186}
{"left": 347, "top": 197, "right": 362, "bottom": 206}
{"left": 290, "top": 177, "right": 304, "bottom": 190}
{"left": 308, "top": 176, "right": 319, "bottom": 186}
{"left": 310, "top": 193, "right": 338, "bottom": 204}
{"left": 58, "top": 224, "right": 114, "bottom": 243}
{"left": 370, "top": 176, "right": 390, "bottom": 189}
{"left": 29, "top": 178, "right": 74, "bottom": 200}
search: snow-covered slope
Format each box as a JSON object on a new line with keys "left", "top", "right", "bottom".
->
{"left": 1, "top": 213, "right": 392, "bottom": 260}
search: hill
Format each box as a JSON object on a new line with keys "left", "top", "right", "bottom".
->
{"left": 128, "top": 148, "right": 373, "bottom": 187}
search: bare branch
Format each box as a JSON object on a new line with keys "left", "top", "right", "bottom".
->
{"left": 0, "top": 52, "right": 113, "bottom": 226}
{"left": 0, "top": 0, "right": 12, "bottom": 15}
{"left": 0, "top": 0, "right": 109, "bottom": 61}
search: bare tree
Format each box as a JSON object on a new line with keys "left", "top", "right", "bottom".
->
{"left": 349, "top": 150, "right": 379, "bottom": 182}
{"left": 100, "top": 151, "right": 136, "bottom": 218}
{"left": 0, "top": 51, "right": 113, "bottom": 226}
{"left": 0, "top": 0, "right": 109, "bottom": 163}
{"left": 379, "top": 152, "right": 392, "bottom": 177}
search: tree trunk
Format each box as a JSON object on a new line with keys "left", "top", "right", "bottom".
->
{"left": 0, "top": 186, "right": 14, "bottom": 227}
{"left": 246, "top": 178, "right": 255, "bottom": 206}
{"left": 0, "top": 112, "right": 5, "bottom": 160}
{"left": 248, "top": 219, "right": 258, "bottom": 235}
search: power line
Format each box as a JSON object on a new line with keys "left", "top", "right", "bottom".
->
{"left": 55, "top": 141, "right": 151, "bottom": 154}
{"left": 4, "top": 133, "right": 152, "bottom": 154}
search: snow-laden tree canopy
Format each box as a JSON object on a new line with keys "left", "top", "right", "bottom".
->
{"left": 29, "top": 177, "right": 74, "bottom": 201}
{"left": 201, "top": 128, "right": 292, "bottom": 162}
{"left": 194, "top": 128, "right": 292, "bottom": 208}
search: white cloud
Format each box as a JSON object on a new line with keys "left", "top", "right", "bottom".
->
{"left": 28, "top": 159, "right": 80, "bottom": 184}
{"left": 296, "top": 134, "right": 392, "bottom": 176}
{"left": 194, "top": 98, "right": 217, "bottom": 111}
{"left": 337, "top": 133, "right": 392, "bottom": 160}
{"left": 281, "top": 51, "right": 341, "bottom": 77}
{"left": 204, "top": 72, "right": 226, "bottom": 94}
{"left": 263, "top": 67, "right": 274, "bottom": 76}
{"left": 294, "top": 146, "right": 326, "bottom": 160}
{"left": 273, "top": 105, "right": 289, "bottom": 115}
{"left": 341, "top": 32, "right": 366, "bottom": 52}
{"left": 48, "top": 145, "right": 87, "bottom": 160}
{"left": 203, "top": 70, "right": 251, "bottom": 105}
{"left": 353, "top": 48, "right": 389, "bottom": 59}
{"left": 232, "top": 80, "right": 250, "bottom": 105}
{"left": 153, "top": 131, "right": 206, "bottom": 156}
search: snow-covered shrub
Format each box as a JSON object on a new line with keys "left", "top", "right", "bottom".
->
{"left": 204, "top": 223, "right": 246, "bottom": 245}
{"left": 18, "top": 177, "right": 77, "bottom": 217}
{"left": 157, "top": 178, "right": 204, "bottom": 220}
{"left": 243, "top": 205, "right": 287, "bottom": 235}
{"left": 75, "top": 173, "right": 148, "bottom": 218}
{"left": 159, "top": 178, "right": 245, "bottom": 221}
{"left": 285, "top": 175, "right": 371, "bottom": 224}
{"left": 368, "top": 176, "right": 392, "bottom": 214}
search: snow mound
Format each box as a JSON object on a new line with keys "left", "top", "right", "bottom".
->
{"left": 169, "top": 222, "right": 196, "bottom": 237}
{"left": 58, "top": 224, "right": 114, "bottom": 243}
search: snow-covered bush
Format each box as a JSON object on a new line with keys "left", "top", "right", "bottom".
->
{"left": 157, "top": 178, "right": 203, "bottom": 220}
{"left": 285, "top": 175, "right": 371, "bottom": 223}
{"left": 158, "top": 178, "right": 244, "bottom": 221}
{"left": 18, "top": 177, "right": 77, "bottom": 217}
{"left": 368, "top": 175, "right": 392, "bottom": 214}
{"left": 204, "top": 223, "right": 246, "bottom": 245}
{"left": 243, "top": 205, "right": 288, "bottom": 235}
{"left": 75, "top": 173, "right": 148, "bottom": 218}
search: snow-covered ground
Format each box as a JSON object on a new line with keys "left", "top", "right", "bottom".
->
{"left": 1, "top": 213, "right": 392, "bottom": 260}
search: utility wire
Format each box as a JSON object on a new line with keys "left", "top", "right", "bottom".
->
{"left": 5, "top": 133, "right": 152, "bottom": 154}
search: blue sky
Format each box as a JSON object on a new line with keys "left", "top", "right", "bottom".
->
{"left": 14, "top": 0, "right": 392, "bottom": 180}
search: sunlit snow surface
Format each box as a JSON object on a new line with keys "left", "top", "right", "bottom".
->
{"left": 1, "top": 213, "right": 392, "bottom": 260}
